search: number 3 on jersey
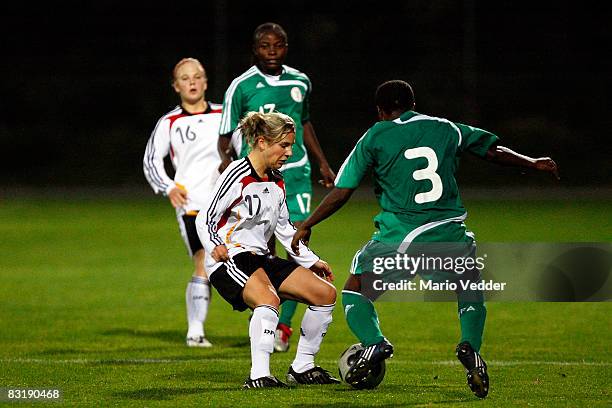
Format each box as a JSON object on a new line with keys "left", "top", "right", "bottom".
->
{"left": 404, "top": 147, "right": 442, "bottom": 204}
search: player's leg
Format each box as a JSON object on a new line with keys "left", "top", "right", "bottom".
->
{"left": 179, "top": 213, "right": 212, "bottom": 347}
{"left": 206, "top": 254, "right": 286, "bottom": 388}
{"left": 342, "top": 276, "right": 385, "bottom": 347}
{"left": 276, "top": 247, "right": 296, "bottom": 353}
{"left": 455, "top": 261, "right": 488, "bottom": 398}
{"left": 185, "top": 249, "right": 212, "bottom": 347}
{"left": 342, "top": 244, "right": 394, "bottom": 385}
{"left": 275, "top": 264, "right": 339, "bottom": 384}
{"left": 241, "top": 268, "right": 286, "bottom": 388}
{"left": 267, "top": 233, "right": 297, "bottom": 353}
{"left": 246, "top": 235, "right": 276, "bottom": 341}
{"left": 275, "top": 186, "right": 312, "bottom": 352}
{"left": 275, "top": 301, "right": 297, "bottom": 352}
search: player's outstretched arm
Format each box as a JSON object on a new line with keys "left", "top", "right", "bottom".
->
{"left": 485, "top": 145, "right": 560, "bottom": 180}
{"left": 303, "top": 122, "right": 336, "bottom": 188}
{"left": 291, "top": 187, "right": 354, "bottom": 254}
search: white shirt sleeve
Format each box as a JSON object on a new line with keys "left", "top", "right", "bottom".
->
{"left": 230, "top": 128, "right": 243, "bottom": 158}
{"left": 275, "top": 197, "right": 320, "bottom": 268}
{"left": 143, "top": 117, "right": 176, "bottom": 195}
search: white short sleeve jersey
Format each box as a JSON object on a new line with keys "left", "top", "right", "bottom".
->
{"left": 143, "top": 103, "right": 223, "bottom": 214}
{"left": 196, "top": 157, "right": 319, "bottom": 275}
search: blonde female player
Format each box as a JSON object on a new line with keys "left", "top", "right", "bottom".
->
{"left": 196, "top": 111, "right": 339, "bottom": 388}
{"left": 143, "top": 58, "right": 221, "bottom": 348}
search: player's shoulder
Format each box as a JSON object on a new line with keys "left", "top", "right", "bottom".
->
{"left": 228, "top": 66, "right": 261, "bottom": 89}
{"left": 367, "top": 120, "right": 396, "bottom": 139}
{"left": 151, "top": 106, "right": 184, "bottom": 132}
{"left": 364, "top": 117, "right": 412, "bottom": 147}
{"left": 158, "top": 105, "right": 182, "bottom": 121}
{"left": 412, "top": 112, "right": 455, "bottom": 127}
{"left": 282, "top": 65, "right": 310, "bottom": 83}
{"left": 207, "top": 102, "right": 223, "bottom": 113}
{"left": 221, "top": 158, "right": 251, "bottom": 179}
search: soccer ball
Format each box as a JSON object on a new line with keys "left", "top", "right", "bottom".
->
{"left": 337, "top": 343, "right": 386, "bottom": 389}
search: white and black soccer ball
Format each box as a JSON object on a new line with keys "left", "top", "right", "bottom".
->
{"left": 338, "top": 343, "right": 386, "bottom": 389}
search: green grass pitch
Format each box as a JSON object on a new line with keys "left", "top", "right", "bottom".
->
{"left": 1, "top": 196, "right": 610, "bottom": 406}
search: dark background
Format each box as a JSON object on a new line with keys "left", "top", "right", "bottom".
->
{"left": 1, "top": 1, "right": 609, "bottom": 191}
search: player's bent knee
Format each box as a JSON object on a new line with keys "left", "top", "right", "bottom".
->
{"left": 311, "top": 281, "right": 336, "bottom": 306}
{"left": 243, "top": 289, "right": 281, "bottom": 310}
{"left": 258, "top": 294, "right": 280, "bottom": 309}
{"left": 324, "top": 283, "right": 337, "bottom": 304}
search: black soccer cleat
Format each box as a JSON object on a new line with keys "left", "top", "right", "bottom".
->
{"left": 345, "top": 338, "right": 394, "bottom": 385}
{"left": 242, "top": 375, "right": 287, "bottom": 389}
{"left": 456, "top": 341, "right": 489, "bottom": 398}
{"left": 286, "top": 365, "right": 341, "bottom": 385}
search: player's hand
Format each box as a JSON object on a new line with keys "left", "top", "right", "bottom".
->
{"left": 534, "top": 157, "right": 560, "bottom": 180}
{"left": 218, "top": 159, "right": 232, "bottom": 173}
{"left": 168, "top": 186, "right": 188, "bottom": 208}
{"left": 318, "top": 164, "right": 336, "bottom": 189}
{"left": 211, "top": 245, "right": 229, "bottom": 262}
{"left": 291, "top": 226, "right": 312, "bottom": 255}
{"left": 311, "top": 260, "right": 334, "bottom": 282}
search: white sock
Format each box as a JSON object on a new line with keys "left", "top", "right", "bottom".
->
{"left": 249, "top": 305, "right": 279, "bottom": 379}
{"left": 186, "top": 276, "right": 210, "bottom": 338}
{"left": 291, "top": 303, "right": 334, "bottom": 373}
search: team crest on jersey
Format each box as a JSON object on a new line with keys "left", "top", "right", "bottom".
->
{"left": 290, "top": 87, "right": 303, "bottom": 103}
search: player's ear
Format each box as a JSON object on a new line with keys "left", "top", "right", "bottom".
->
{"left": 172, "top": 80, "right": 181, "bottom": 94}
{"left": 256, "top": 136, "right": 267, "bottom": 151}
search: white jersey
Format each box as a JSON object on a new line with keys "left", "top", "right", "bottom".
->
{"left": 196, "top": 157, "right": 319, "bottom": 275}
{"left": 143, "top": 103, "right": 222, "bottom": 214}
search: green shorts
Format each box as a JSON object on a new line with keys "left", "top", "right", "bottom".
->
{"left": 350, "top": 216, "right": 476, "bottom": 278}
{"left": 282, "top": 166, "right": 312, "bottom": 223}
{"left": 351, "top": 239, "right": 484, "bottom": 302}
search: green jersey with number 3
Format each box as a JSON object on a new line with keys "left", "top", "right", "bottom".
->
{"left": 335, "top": 110, "right": 499, "bottom": 242}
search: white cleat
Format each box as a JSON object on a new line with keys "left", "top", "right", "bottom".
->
{"left": 186, "top": 336, "right": 212, "bottom": 348}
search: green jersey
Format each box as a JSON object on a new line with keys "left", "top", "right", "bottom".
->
{"left": 219, "top": 65, "right": 311, "bottom": 182}
{"left": 335, "top": 110, "right": 499, "bottom": 241}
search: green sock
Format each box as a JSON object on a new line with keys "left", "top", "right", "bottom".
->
{"left": 342, "top": 290, "right": 385, "bottom": 346}
{"left": 458, "top": 301, "right": 487, "bottom": 352}
{"left": 278, "top": 300, "right": 298, "bottom": 327}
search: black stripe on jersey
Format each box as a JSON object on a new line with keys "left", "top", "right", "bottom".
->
{"left": 144, "top": 115, "right": 173, "bottom": 191}
{"left": 206, "top": 161, "right": 250, "bottom": 245}
{"left": 144, "top": 134, "right": 168, "bottom": 191}
{"left": 206, "top": 161, "right": 250, "bottom": 246}
{"left": 144, "top": 160, "right": 167, "bottom": 192}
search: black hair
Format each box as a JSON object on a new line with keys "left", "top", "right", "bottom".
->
{"left": 375, "top": 80, "right": 415, "bottom": 114}
{"left": 253, "top": 22, "right": 288, "bottom": 45}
